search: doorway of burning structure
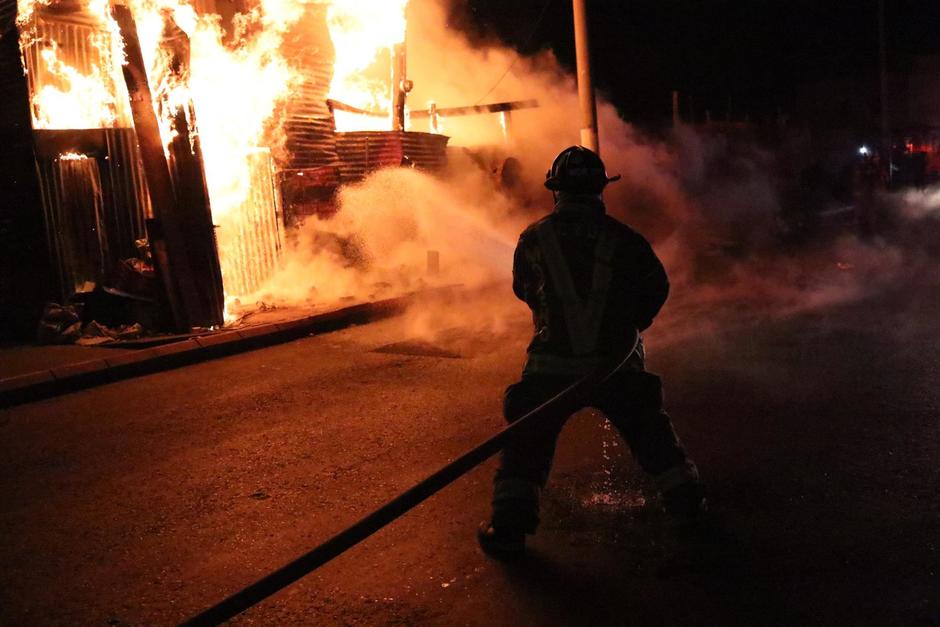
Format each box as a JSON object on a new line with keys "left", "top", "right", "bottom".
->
{"left": 42, "top": 154, "right": 107, "bottom": 297}
{"left": 32, "top": 129, "right": 151, "bottom": 304}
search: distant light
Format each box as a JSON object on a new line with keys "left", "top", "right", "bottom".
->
{"left": 858, "top": 145, "right": 870, "bottom": 156}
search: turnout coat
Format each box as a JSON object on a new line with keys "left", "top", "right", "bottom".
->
{"left": 512, "top": 195, "right": 669, "bottom": 377}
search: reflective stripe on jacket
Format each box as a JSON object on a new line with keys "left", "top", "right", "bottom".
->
{"left": 513, "top": 196, "right": 668, "bottom": 375}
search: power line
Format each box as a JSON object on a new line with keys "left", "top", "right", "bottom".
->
{"left": 473, "top": 0, "right": 557, "bottom": 105}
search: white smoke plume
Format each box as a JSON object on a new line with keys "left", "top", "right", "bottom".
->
{"left": 254, "top": 166, "right": 519, "bottom": 307}
{"left": 248, "top": 0, "right": 937, "bottom": 339}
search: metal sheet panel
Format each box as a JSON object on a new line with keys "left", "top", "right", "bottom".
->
{"left": 164, "top": 104, "right": 225, "bottom": 328}
{"left": 216, "top": 149, "right": 284, "bottom": 299}
{"left": 334, "top": 131, "right": 450, "bottom": 182}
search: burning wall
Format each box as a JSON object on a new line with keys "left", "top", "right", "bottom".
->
{"left": 12, "top": 1, "right": 150, "bottom": 309}
{"left": 8, "top": 0, "right": 431, "bottom": 331}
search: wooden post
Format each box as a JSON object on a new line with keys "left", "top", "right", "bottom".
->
{"left": 165, "top": 102, "right": 225, "bottom": 326}
{"left": 111, "top": 3, "right": 188, "bottom": 330}
{"left": 428, "top": 101, "right": 439, "bottom": 134}
{"left": 878, "top": 0, "right": 892, "bottom": 183}
{"left": 391, "top": 42, "right": 408, "bottom": 132}
{"left": 111, "top": 3, "right": 223, "bottom": 329}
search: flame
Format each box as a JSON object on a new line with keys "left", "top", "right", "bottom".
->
{"left": 31, "top": 45, "right": 119, "bottom": 129}
{"left": 58, "top": 152, "right": 90, "bottom": 161}
{"left": 18, "top": 0, "right": 129, "bottom": 129}
{"left": 326, "top": 0, "right": 408, "bottom": 131}
{"left": 124, "top": 0, "right": 301, "bottom": 304}
{"left": 16, "top": 0, "right": 413, "bottom": 306}
{"left": 131, "top": 0, "right": 298, "bottom": 209}
{"left": 15, "top": 0, "right": 51, "bottom": 29}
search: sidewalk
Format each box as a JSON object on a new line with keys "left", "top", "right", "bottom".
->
{"left": 0, "top": 289, "right": 448, "bottom": 409}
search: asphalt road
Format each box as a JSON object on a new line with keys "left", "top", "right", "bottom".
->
{"left": 1, "top": 281, "right": 938, "bottom": 626}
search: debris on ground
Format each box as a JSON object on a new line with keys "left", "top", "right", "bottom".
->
{"left": 75, "top": 321, "right": 144, "bottom": 346}
{"left": 36, "top": 303, "right": 83, "bottom": 344}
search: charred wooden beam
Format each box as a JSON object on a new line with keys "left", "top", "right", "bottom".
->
{"left": 110, "top": 3, "right": 186, "bottom": 330}
{"left": 410, "top": 99, "right": 539, "bottom": 119}
{"left": 327, "top": 99, "right": 540, "bottom": 124}
{"left": 327, "top": 99, "right": 387, "bottom": 118}
{"left": 390, "top": 42, "right": 408, "bottom": 132}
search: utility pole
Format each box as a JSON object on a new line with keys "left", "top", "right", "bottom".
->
{"left": 878, "top": 0, "right": 891, "bottom": 181}
{"left": 572, "top": 0, "right": 599, "bottom": 152}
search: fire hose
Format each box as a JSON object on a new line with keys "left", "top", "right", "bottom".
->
{"left": 181, "top": 331, "right": 639, "bottom": 626}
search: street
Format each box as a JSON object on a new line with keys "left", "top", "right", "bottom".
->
{"left": 1, "top": 280, "right": 938, "bottom": 626}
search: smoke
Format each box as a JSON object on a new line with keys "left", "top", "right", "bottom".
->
{"left": 255, "top": 0, "right": 688, "bottom": 311}
{"left": 250, "top": 166, "right": 519, "bottom": 308}
{"left": 895, "top": 185, "right": 940, "bottom": 220}
{"left": 250, "top": 0, "right": 937, "bottom": 340}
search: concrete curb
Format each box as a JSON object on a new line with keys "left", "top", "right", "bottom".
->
{"left": 0, "top": 292, "right": 424, "bottom": 409}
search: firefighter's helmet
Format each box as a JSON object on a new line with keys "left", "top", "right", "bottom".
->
{"left": 544, "top": 146, "right": 621, "bottom": 193}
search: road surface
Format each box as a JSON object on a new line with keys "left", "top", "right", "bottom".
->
{"left": 1, "top": 281, "right": 938, "bottom": 625}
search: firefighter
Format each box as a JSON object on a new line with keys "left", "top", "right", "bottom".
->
{"left": 478, "top": 146, "right": 706, "bottom": 558}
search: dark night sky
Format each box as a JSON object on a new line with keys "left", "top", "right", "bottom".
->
{"left": 452, "top": 0, "right": 940, "bottom": 128}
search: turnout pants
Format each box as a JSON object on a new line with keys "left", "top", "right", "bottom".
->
{"left": 491, "top": 369, "right": 700, "bottom": 533}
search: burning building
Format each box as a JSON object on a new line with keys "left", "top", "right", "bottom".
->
{"left": 0, "top": 0, "right": 468, "bottom": 339}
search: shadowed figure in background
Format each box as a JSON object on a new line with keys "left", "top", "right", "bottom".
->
{"left": 478, "top": 146, "right": 706, "bottom": 559}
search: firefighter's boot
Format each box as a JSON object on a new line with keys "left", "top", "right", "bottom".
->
{"left": 477, "top": 522, "right": 526, "bottom": 559}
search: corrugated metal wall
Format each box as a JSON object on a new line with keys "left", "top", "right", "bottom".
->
{"left": 334, "top": 131, "right": 450, "bottom": 182}
{"left": 217, "top": 149, "right": 284, "bottom": 298}
{"left": 19, "top": 5, "right": 148, "bottom": 305}
{"left": 164, "top": 104, "right": 225, "bottom": 327}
